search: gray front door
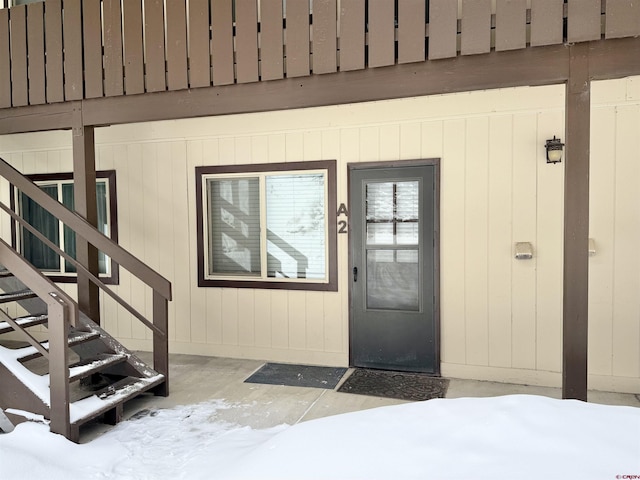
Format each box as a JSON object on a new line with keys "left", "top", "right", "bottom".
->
{"left": 349, "top": 163, "right": 438, "bottom": 374}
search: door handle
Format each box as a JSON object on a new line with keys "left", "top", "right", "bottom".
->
{"left": 353, "top": 267, "right": 358, "bottom": 282}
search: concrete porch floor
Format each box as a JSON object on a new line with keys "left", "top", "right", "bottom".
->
{"left": 81, "top": 352, "right": 640, "bottom": 442}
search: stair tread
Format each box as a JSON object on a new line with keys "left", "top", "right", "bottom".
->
{"left": 68, "top": 353, "right": 128, "bottom": 383}
{"left": 0, "top": 289, "right": 37, "bottom": 304}
{"left": 70, "top": 374, "right": 165, "bottom": 425}
{"left": 17, "top": 330, "right": 102, "bottom": 362}
{"left": 0, "top": 314, "right": 48, "bottom": 335}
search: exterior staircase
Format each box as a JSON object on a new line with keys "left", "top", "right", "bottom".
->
{"left": 0, "top": 157, "right": 171, "bottom": 442}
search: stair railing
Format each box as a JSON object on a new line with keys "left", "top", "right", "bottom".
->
{"left": 0, "top": 238, "right": 74, "bottom": 438}
{"left": 0, "top": 157, "right": 172, "bottom": 434}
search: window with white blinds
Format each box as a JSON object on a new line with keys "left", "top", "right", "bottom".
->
{"left": 196, "top": 161, "right": 337, "bottom": 291}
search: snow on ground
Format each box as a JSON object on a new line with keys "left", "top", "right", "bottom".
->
{"left": 0, "top": 395, "right": 639, "bottom": 480}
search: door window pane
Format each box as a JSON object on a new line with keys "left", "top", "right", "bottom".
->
{"left": 266, "top": 174, "right": 326, "bottom": 279}
{"left": 366, "top": 249, "right": 419, "bottom": 311}
{"left": 207, "top": 177, "right": 261, "bottom": 276}
{"left": 366, "top": 180, "right": 419, "bottom": 245}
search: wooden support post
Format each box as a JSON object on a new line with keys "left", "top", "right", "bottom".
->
{"left": 562, "top": 44, "right": 590, "bottom": 401}
{"left": 152, "top": 290, "right": 169, "bottom": 396}
{"left": 72, "top": 108, "right": 101, "bottom": 324}
{"left": 48, "top": 293, "right": 70, "bottom": 439}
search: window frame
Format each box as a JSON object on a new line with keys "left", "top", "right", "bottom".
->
{"left": 10, "top": 170, "right": 120, "bottom": 285}
{"left": 196, "top": 160, "right": 337, "bottom": 291}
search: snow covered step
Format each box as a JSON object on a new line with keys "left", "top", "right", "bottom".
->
{"left": 70, "top": 374, "right": 165, "bottom": 428}
{"left": 0, "top": 289, "right": 37, "bottom": 304}
{"left": 18, "top": 330, "right": 101, "bottom": 363}
{"left": 67, "top": 354, "right": 128, "bottom": 383}
{"left": 0, "top": 314, "right": 48, "bottom": 335}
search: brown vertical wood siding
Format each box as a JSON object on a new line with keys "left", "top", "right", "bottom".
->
{"left": 368, "top": 0, "right": 396, "bottom": 68}
{"left": 27, "top": 2, "right": 46, "bottom": 105}
{"left": 567, "top": 0, "right": 602, "bottom": 43}
{"left": 0, "top": 9, "right": 10, "bottom": 108}
{"left": 495, "top": 0, "right": 527, "bottom": 52}
{"left": 144, "top": 0, "right": 167, "bottom": 93}
{"left": 83, "top": 0, "right": 104, "bottom": 99}
{"left": 260, "top": 0, "right": 285, "bottom": 81}
{"left": 530, "top": 0, "right": 564, "bottom": 47}
{"left": 166, "top": 0, "right": 189, "bottom": 91}
{"left": 285, "top": 0, "right": 310, "bottom": 78}
{"left": 398, "top": 0, "right": 426, "bottom": 65}
{"left": 235, "top": 0, "right": 259, "bottom": 84}
{"left": 63, "top": 0, "right": 84, "bottom": 101}
{"left": 461, "top": 0, "right": 492, "bottom": 56}
{"left": 103, "top": 0, "right": 124, "bottom": 97}
{"left": 187, "top": 0, "right": 211, "bottom": 88}
{"left": 0, "top": 0, "right": 637, "bottom": 110}
{"left": 339, "top": 0, "right": 365, "bottom": 71}
{"left": 123, "top": 0, "right": 145, "bottom": 95}
{"left": 606, "top": 0, "right": 640, "bottom": 39}
{"left": 211, "top": 0, "right": 234, "bottom": 86}
{"left": 312, "top": 0, "right": 338, "bottom": 74}
{"left": 428, "top": 0, "right": 458, "bottom": 60}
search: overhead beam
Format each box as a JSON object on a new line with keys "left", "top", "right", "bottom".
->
{"left": 562, "top": 43, "right": 590, "bottom": 401}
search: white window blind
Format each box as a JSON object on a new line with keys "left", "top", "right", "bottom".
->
{"left": 205, "top": 171, "right": 328, "bottom": 282}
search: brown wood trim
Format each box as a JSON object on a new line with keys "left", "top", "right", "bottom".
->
{"left": 235, "top": 0, "right": 259, "bottom": 84}
{"left": 368, "top": 0, "right": 395, "bottom": 68}
{"left": 143, "top": 0, "right": 167, "bottom": 93}
{"left": 567, "top": 0, "right": 601, "bottom": 43}
{"left": 530, "top": 0, "right": 564, "bottom": 47}
{"left": 0, "top": 9, "right": 10, "bottom": 108}
{"left": 195, "top": 160, "right": 338, "bottom": 292}
{"left": 6, "top": 37, "right": 640, "bottom": 136}
{"left": 63, "top": 0, "right": 84, "bottom": 101}
{"left": 9, "top": 170, "right": 120, "bottom": 286}
{"left": 103, "top": 0, "right": 124, "bottom": 97}
{"left": 45, "top": 0, "right": 64, "bottom": 103}
{"left": 312, "top": 0, "right": 338, "bottom": 74}
{"left": 165, "top": 0, "right": 188, "bottom": 91}
{"left": 260, "top": 0, "right": 284, "bottom": 81}
{"left": 187, "top": 0, "right": 211, "bottom": 88}
{"left": 0, "top": 101, "right": 76, "bottom": 134}
{"left": 461, "top": 0, "right": 492, "bottom": 56}
{"left": 80, "top": 43, "right": 571, "bottom": 128}
{"left": 606, "top": 0, "right": 640, "bottom": 39}
{"left": 210, "top": 0, "right": 234, "bottom": 86}
{"left": 27, "top": 2, "right": 46, "bottom": 105}
{"left": 347, "top": 158, "right": 442, "bottom": 375}
{"left": 562, "top": 44, "right": 590, "bottom": 401}
{"left": 123, "top": 0, "right": 145, "bottom": 95}
{"left": 339, "top": 0, "right": 365, "bottom": 71}
{"left": 495, "top": 0, "right": 527, "bottom": 52}
{"left": 285, "top": 0, "right": 310, "bottom": 78}
{"left": 83, "top": 0, "right": 104, "bottom": 99}
{"left": 428, "top": 0, "right": 457, "bottom": 60}
{"left": 398, "top": 0, "right": 426, "bottom": 65}
{"left": 10, "top": 5, "right": 28, "bottom": 107}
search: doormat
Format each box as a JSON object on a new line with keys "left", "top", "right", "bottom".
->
{"left": 244, "top": 363, "right": 348, "bottom": 389}
{"left": 337, "top": 368, "right": 449, "bottom": 401}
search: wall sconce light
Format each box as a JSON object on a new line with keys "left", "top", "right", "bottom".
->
{"left": 545, "top": 136, "right": 564, "bottom": 164}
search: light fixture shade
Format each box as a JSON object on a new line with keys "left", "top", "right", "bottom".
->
{"left": 545, "top": 136, "right": 564, "bottom": 164}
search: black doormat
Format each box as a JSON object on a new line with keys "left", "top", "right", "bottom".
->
{"left": 338, "top": 368, "right": 449, "bottom": 401}
{"left": 245, "top": 363, "right": 348, "bottom": 389}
